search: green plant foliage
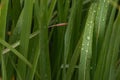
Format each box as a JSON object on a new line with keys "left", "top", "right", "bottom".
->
{"left": 0, "top": 0, "right": 119, "bottom": 80}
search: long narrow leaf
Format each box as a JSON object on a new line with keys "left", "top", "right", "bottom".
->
{"left": 79, "top": 3, "right": 97, "bottom": 80}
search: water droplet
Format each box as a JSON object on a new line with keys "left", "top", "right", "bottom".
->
{"left": 90, "top": 21, "right": 93, "bottom": 24}
{"left": 86, "top": 50, "right": 88, "bottom": 53}
{"left": 87, "top": 43, "right": 89, "bottom": 46}
{"left": 104, "top": 0, "right": 105, "bottom": 3}
{"left": 107, "top": 0, "right": 110, "bottom": 3}
{"left": 93, "top": 10, "right": 96, "bottom": 13}
{"left": 102, "top": 18, "right": 105, "bottom": 22}
{"left": 81, "top": 48, "right": 84, "bottom": 51}
{"left": 87, "top": 36, "right": 90, "bottom": 40}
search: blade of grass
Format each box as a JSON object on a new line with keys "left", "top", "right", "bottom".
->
{"left": 35, "top": 0, "right": 51, "bottom": 80}
{"left": 64, "top": 0, "right": 83, "bottom": 66}
{"left": 66, "top": 0, "right": 84, "bottom": 63}
{"left": 79, "top": 3, "right": 97, "bottom": 80}
{"left": 27, "top": 0, "right": 57, "bottom": 79}
{"left": 10, "top": 56, "right": 22, "bottom": 80}
{"left": 11, "top": 0, "right": 21, "bottom": 25}
{"left": 93, "top": 0, "right": 110, "bottom": 63}
{"left": 92, "top": 0, "right": 110, "bottom": 79}
{"left": 64, "top": 0, "right": 83, "bottom": 80}
{"left": 0, "top": 0, "right": 9, "bottom": 80}
{"left": 51, "top": 0, "right": 69, "bottom": 79}
{"left": 66, "top": 33, "right": 83, "bottom": 80}
{"left": 102, "top": 6, "right": 118, "bottom": 80}
{"left": 48, "top": 0, "right": 57, "bottom": 23}
{"left": 17, "top": 0, "right": 34, "bottom": 79}
{"left": 4, "top": 10, "right": 24, "bottom": 78}
{"left": 116, "top": 64, "right": 120, "bottom": 80}
{"left": 107, "top": 10, "right": 120, "bottom": 80}
{"left": 93, "top": 1, "right": 118, "bottom": 80}
{"left": 26, "top": 39, "right": 40, "bottom": 80}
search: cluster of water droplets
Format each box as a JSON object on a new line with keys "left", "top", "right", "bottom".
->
{"left": 80, "top": 3, "right": 96, "bottom": 54}
{"left": 81, "top": 19, "right": 93, "bottom": 53}
{"left": 81, "top": 35, "right": 91, "bottom": 53}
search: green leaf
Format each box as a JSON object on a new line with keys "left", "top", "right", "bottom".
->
{"left": 79, "top": 3, "right": 97, "bottom": 80}
{"left": 0, "top": 0, "right": 9, "bottom": 80}
{"left": 17, "top": 0, "right": 34, "bottom": 79}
